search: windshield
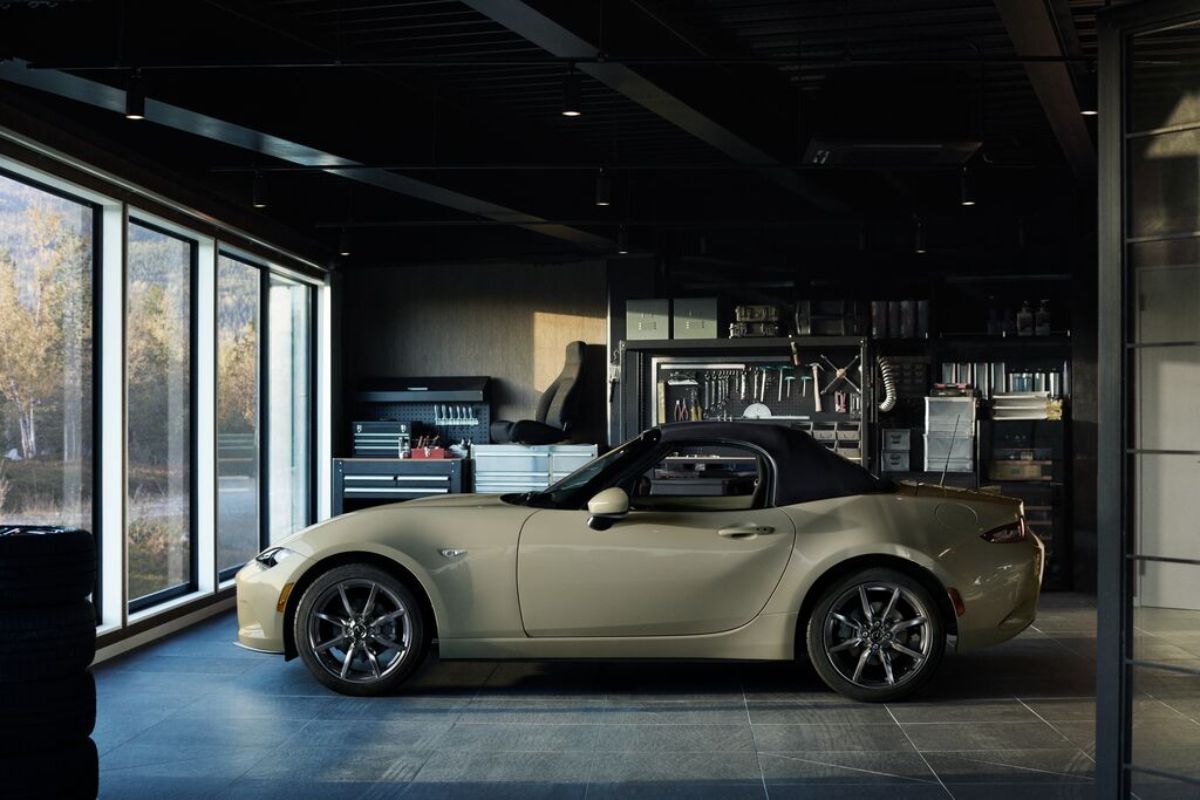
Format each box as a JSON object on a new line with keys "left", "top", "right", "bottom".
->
{"left": 517, "top": 429, "right": 661, "bottom": 509}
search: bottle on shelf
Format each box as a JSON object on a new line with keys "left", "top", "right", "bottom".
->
{"left": 1016, "top": 300, "right": 1034, "bottom": 337}
{"left": 1035, "top": 299, "right": 1052, "bottom": 337}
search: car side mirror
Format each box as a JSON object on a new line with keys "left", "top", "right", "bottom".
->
{"left": 587, "top": 487, "right": 630, "bottom": 531}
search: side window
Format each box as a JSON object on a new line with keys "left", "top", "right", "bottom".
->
{"left": 626, "top": 444, "right": 765, "bottom": 512}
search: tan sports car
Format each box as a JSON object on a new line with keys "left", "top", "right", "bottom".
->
{"left": 236, "top": 422, "right": 1043, "bottom": 702}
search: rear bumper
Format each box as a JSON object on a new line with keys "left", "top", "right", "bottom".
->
{"left": 955, "top": 533, "right": 1044, "bottom": 651}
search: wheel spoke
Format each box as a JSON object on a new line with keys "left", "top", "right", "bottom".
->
{"left": 338, "top": 584, "right": 355, "bottom": 618}
{"left": 881, "top": 650, "right": 896, "bottom": 685}
{"left": 364, "top": 582, "right": 379, "bottom": 617}
{"left": 851, "top": 648, "right": 871, "bottom": 683}
{"left": 339, "top": 642, "right": 357, "bottom": 679}
{"left": 829, "top": 637, "right": 862, "bottom": 654}
{"left": 372, "top": 609, "right": 405, "bottom": 627}
{"left": 315, "top": 612, "right": 347, "bottom": 627}
{"left": 363, "top": 644, "right": 382, "bottom": 678}
{"left": 890, "top": 641, "right": 925, "bottom": 661}
{"left": 858, "top": 586, "right": 874, "bottom": 623}
{"left": 831, "top": 612, "right": 861, "bottom": 631}
{"left": 891, "top": 616, "right": 926, "bottom": 633}
{"left": 314, "top": 636, "right": 344, "bottom": 653}
{"left": 882, "top": 588, "right": 900, "bottom": 622}
{"left": 371, "top": 634, "right": 404, "bottom": 652}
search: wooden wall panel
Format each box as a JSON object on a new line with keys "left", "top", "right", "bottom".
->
{"left": 341, "top": 260, "right": 609, "bottom": 446}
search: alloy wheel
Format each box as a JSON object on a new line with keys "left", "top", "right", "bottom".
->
{"left": 821, "top": 582, "right": 933, "bottom": 689}
{"left": 305, "top": 578, "right": 412, "bottom": 684}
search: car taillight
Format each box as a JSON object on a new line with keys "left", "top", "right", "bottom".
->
{"left": 981, "top": 517, "right": 1027, "bottom": 543}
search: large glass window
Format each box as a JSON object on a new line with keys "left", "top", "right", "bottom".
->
{"left": 1107, "top": 13, "right": 1200, "bottom": 796}
{"left": 126, "top": 221, "right": 194, "bottom": 605}
{"left": 267, "top": 275, "right": 312, "bottom": 542}
{"left": 0, "top": 171, "right": 94, "bottom": 532}
{"left": 217, "top": 256, "right": 260, "bottom": 576}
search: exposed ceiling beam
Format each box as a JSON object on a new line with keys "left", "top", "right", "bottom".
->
{"left": 993, "top": 0, "right": 1095, "bottom": 186}
{"left": 0, "top": 60, "right": 609, "bottom": 248}
{"left": 460, "top": 0, "right": 847, "bottom": 212}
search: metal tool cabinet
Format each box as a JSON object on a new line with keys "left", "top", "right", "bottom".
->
{"left": 470, "top": 444, "right": 598, "bottom": 494}
{"left": 332, "top": 458, "right": 468, "bottom": 515}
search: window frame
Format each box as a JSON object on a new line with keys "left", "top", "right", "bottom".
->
{"left": 622, "top": 440, "right": 773, "bottom": 513}
{"left": 0, "top": 144, "right": 328, "bottom": 648}
{"left": 124, "top": 215, "right": 201, "bottom": 614}
{"left": 0, "top": 164, "right": 103, "bottom": 617}
{"left": 214, "top": 251, "right": 321, "bottom": 581}
{"left": 215, "top": 251, "right": 265, "bottom": 583}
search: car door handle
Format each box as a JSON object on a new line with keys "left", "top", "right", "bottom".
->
{"left": 717, "top": 525, "right": 774, "bottom": 539}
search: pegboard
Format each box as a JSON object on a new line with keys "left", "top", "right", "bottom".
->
{"left": 372, "top": 401, "right": 492, "bottom": 446}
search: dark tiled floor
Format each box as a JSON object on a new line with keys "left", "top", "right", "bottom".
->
{"left": 92, "top": 594, "right": 1200, "bottom": 799}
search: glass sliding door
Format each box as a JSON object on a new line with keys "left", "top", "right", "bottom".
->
{"left": 0, "top": 171, "right": 95, "bottom": 533}
{"left": 126, "top": 220, "right": 194, "bottom": 607}
{"left": 1099, "top": 4, "right": 1200, "bottom": 797}
{"left": 267, "top": 274, "right": 312, "bottom": 542}
{"left": 216, "top": 256, "right": 260, "bottom": 578}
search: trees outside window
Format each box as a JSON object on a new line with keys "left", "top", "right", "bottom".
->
{"left": 0, "top": 171, "right": 94, "bottom": 532}
{"left": 126, "top": 221, "right": 193, "bottom": 603}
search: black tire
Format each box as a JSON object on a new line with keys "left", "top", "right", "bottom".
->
{"left": 0, "top": 670, "right": 95, "bottom": 752}
{"left": 0, "top": 600, "right": 96, "bottom": 682}
{"left": 805, "top": 567, "right": 945, "bottom": 702}
{"left": 0, "top": 737, "right": 98, "bottom": 800}
{"left": 294, "top": 564, "right": 427, "bottom": 697}
{"left": 0, "top": 527, "right": 96, "bottom": 608}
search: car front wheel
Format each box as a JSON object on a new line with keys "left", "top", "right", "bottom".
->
{"left": 294, "top": 564, "right": 426, "bottom": 696}
{"left": 806, "top": 567, "right": 945, "bottom": 702}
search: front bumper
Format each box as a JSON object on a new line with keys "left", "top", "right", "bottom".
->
{"left": 235, "top": 555, "right": 308, "bottom": 654}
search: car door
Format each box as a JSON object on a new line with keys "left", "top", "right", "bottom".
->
{"left": 517, "top": 443, "right": 797, "bottom": 637}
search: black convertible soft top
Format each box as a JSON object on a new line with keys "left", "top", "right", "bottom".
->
{"left": 658, "top": 421, "right": 895, "bottom": 506}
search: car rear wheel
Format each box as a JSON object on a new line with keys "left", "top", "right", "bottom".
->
{"left": 294, "top": 564, "right": 426, "bottom": 696}
{"left": 806, "top": 567, "right": 945, "bottom": 702}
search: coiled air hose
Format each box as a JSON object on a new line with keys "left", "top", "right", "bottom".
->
{"left": 877, "top": 356, "right": 897, "bottom": 413}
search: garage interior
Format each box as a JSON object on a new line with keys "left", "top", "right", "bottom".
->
{"left": 0, "top": 0, "right": 1197, "bottom": 797}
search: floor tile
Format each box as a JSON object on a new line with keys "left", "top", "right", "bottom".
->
{"left": 758, "top": 750, "right": 937, "bottom": 785}
{"left": 283, "top": 718, "right": 452, "bottom": 751}
{"left": 920, "top": 749, "right": 1094, "bottom": 784}
{"left": 900, "top": 721, "right": 1072, "bottom": 751}
{"left": 592, "top": 723, "right": 756, "bottom": 752}
{"left": 887, "top": 698, "right": 1037, "bottom": 724}
{"left": 589, "top": 750, "right": 762, "bottom": 783}
{"left": 433, "top": 722, "right": 600, "bottom": 752}
{"left": 752, "top": 723, "right": 916, "bottom": 752}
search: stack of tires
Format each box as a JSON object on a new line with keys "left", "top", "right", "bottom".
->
{"left": 0, "top": 526, "right": 99, "bottom": 800}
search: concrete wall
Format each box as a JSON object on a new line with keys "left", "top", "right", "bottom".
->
{"left": 340, "top": 259, "right": 609, "bottom": 449}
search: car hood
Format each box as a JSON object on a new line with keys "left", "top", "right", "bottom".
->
{"left": 401, "top": 493, "right": 519, "bottom": 509}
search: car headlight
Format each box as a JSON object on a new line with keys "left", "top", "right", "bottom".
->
{"left": 254, "top": 546, "right": 297, "bottom": 568}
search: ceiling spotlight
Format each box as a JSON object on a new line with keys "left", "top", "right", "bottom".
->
{"left": 616, "top": 225, "right": 630, "bottom": 255}
{"left": 561, "top": 63, "right": 582, "bottom": 117}
{"left": 594, "top": 168, "right": 611, "bottom": 207}
{"left": 1079, "top": 79, "right": 1098, "bottom": 116}
{"left": 960, "top": 168, "right": 977, "bottom": 207}
{"left": 914, "top": 220, "right": 927, "bottom": 254}
{"left": 251, "top": 172, "right": 267, "bottom": 209}
{"left": 338, "top": 228, "right": 352, "bottom": 257}
{"left": 125, "top": 70, "right": 145, "bottom": 120}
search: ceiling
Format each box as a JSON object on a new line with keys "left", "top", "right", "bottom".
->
{"left": 0, "top": 0, "right": 1099, "bottom": 268}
